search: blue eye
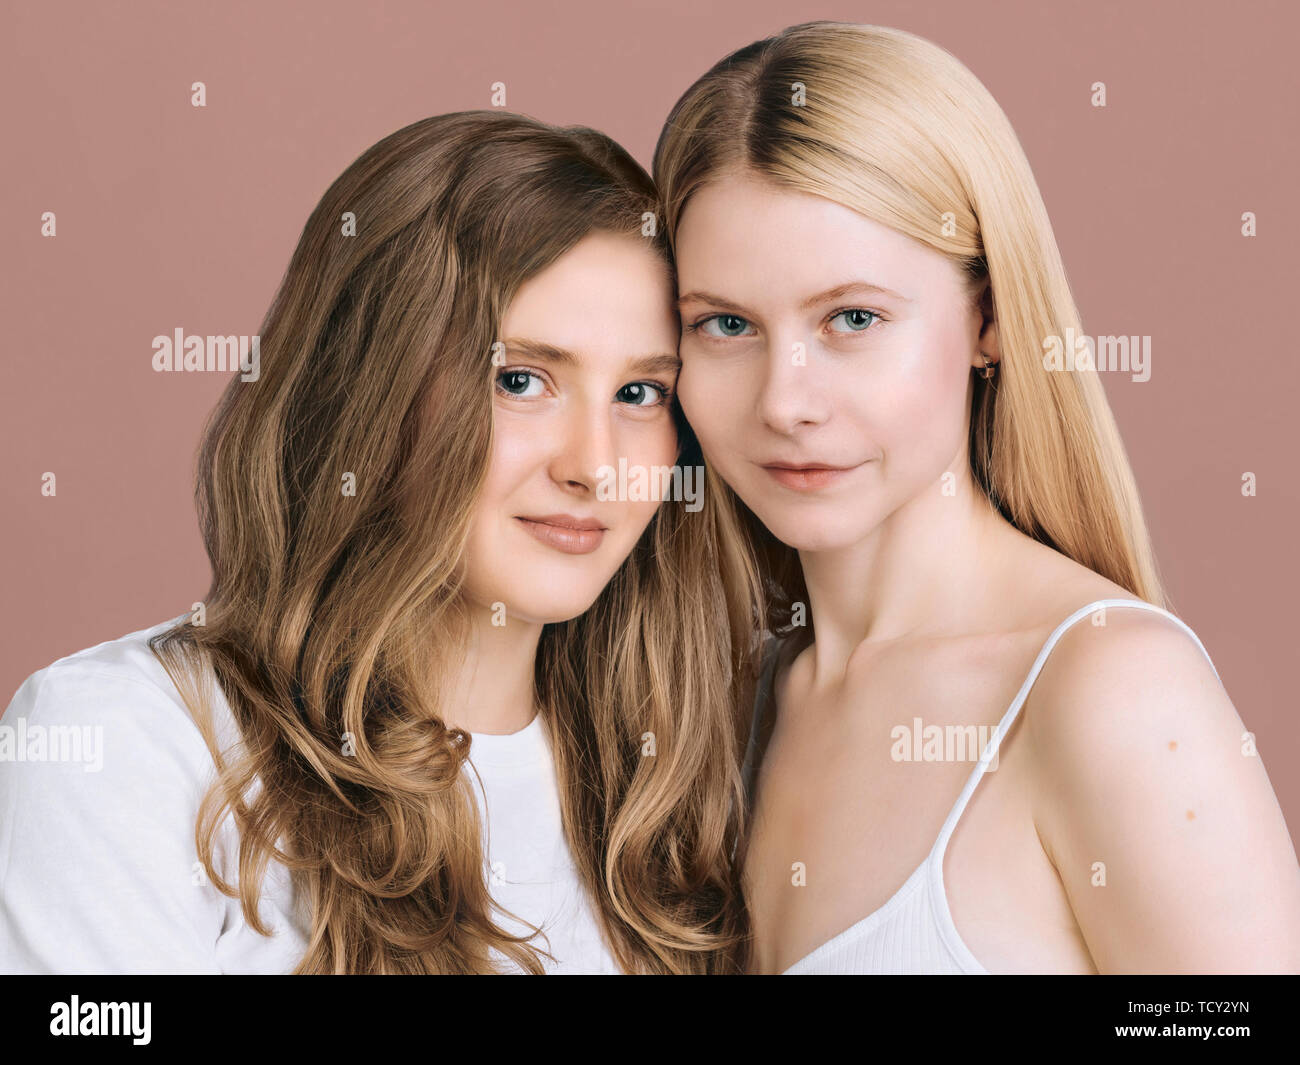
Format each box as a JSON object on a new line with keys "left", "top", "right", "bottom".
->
{"left": 696, "top": 314, "right": 755, "bottom": 338}
{"left": 616, "top": 382, "right": 671, "bottom": 407}
{"left": 829, "top": 309, "right": 879, "bottom": 333}
{"left": 496, "top": 369, "right": 546, "bottom": 397}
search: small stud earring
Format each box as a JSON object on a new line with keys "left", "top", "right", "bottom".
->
{"left": 979, "top": 352, "right": 996, "bottom": 379}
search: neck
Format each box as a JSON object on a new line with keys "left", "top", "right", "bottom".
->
{"left": 441, "top": 602, "right": 543, "bottom": 735}
{"left": 798, "top": 466, "right": 1008, "bottom": 688}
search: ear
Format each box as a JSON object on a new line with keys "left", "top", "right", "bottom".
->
{"left": 970, "top": 278, "right": 1000, "bottom": 372}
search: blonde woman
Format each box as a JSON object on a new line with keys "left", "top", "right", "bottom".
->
{"left": 653, "top": 22, "right": 1300, "bottom": 974}
{"left": 0, "top": 111, "right": 752, "bottom": 974}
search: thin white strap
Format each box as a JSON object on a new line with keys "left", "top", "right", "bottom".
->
{"left": 930, "top": 598, "right": 1221, "bottom": 862}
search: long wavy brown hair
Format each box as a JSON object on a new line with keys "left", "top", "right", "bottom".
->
{"left": 653, "top": 22, "right": 1167, "bottom": 651}
{"left": 149, "top": 110, "right": 757, "bottom": 974}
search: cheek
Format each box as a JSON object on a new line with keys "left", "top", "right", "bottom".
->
{"left": 677, "top": 357, "right": 739, "bottom": 452}
{"left": 486, "top": 415, "right": 543, "bottom": 485}
{"left": 872, "top": 325, "right": 972, "bottom": 473}
{"left": 475, "top": 411, "right": 557, "bottom": 516}
{"left": 620, "top": 500, "right": 665, "bottom": 549}
{"left": 463, "top": 418, "right": 538, "bottom": 559}
{"left": 610, "top": 417, "right": 679, "bottom": 535}
{"left": 616, "top": 411, "right": 679, "bottom": 470}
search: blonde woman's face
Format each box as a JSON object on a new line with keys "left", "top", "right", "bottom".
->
{"left": 674, "top": 173, "right": 987, "bottom": 552}
{"left": 461, "top": 231, "right": 681, "bottom": 624}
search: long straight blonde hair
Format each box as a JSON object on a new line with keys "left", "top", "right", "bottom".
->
{"left": 653, "top": 21, "right": 1166, "bottom": 641}
{"left": 150, "top": 111, "right": 755, "bottom": 973}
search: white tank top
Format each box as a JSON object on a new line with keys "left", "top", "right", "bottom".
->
{"left": 741, "top": 598, "right": 1223, "bottom": 975}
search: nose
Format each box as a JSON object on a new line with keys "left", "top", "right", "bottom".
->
{"left": 548, "top": 395, "right": 618, "bottom": 495}
{"left": 754, "top": 329, "right": 831, "bottom": 434}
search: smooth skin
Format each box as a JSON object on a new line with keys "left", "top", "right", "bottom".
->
{"left": 453, "top": 231, "right": 680, "bottom": 735}
{"left": 674, "top": 171, "right": 1300, "bottom": 974}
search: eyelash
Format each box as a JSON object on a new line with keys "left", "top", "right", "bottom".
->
{"left": 494, "top": 368, "right": 674, "bottom": 408}
{"left": 685, "top": 307, "right": 885, "bottom": 338}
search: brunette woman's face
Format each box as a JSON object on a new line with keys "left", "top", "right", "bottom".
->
{"left": 673, "top": 171, "right": 990, "bottom": 552}
{"left": 462, "top": 231, "right": 681, "bottom": 624}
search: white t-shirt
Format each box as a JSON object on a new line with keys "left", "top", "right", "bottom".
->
{"left": 0, "top": 617, "right": 621, "bottom": 974}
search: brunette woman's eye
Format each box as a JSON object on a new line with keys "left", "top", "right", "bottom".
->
{"left": 828, "top": 308, "right": 880, "bottom": 333}
{"left": 694, "top": 314, "right": 755, "bottom": 338}
{"left": 616, "top": 381, "right": 671, "bottom": 407}
{"left": 496, "top": 369, "right": 546, "bottom": 398}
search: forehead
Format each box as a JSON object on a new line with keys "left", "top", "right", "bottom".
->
{"left": 500, "top": 230, "right": 676, "bottom": 354}
{"left": 674, "top": 174, "right": 956, "bottom": 301}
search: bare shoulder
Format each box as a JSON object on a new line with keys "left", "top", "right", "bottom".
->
{"left": 1019, "top": 597, "right": 1300, "bottom": 972}
{"left": 1026, "top": 600, "right": 1230, "bottom": 746}
{"left": 989, "top": 537, "right": 1230, "bottom": 762}
{"left": 1021, "top": 601, "right": 1243, "bottom": 830}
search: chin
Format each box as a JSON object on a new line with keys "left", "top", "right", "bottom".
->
{"left": 508, "top": 573, "right": 608, "bottom": 626}
{"left": 510, "top": 599, "right": 602, "bottom": 626}
{"left": 751, "top": 506, "right": 871, "bottom": 554}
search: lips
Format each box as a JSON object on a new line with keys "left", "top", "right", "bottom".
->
{"left": 760, "top": 461, "right": 863, "bottom": 491}
{"left": 515, "top": 514, "right": 607, "bottom": 555}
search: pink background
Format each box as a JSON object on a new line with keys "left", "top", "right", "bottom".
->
{"left": 2, "top": 0, "right": 1297, "bottom": 839}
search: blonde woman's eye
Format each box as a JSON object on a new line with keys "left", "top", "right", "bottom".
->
{"left": 616, "top": 382, "right": 671, "bottom": 407}
{"left": 496, "top": 369, "right": 546, "bottom": 398}
{"left": 695, "top": 314, "right": 755, "bottom": 338}
{"left": 829, "top": 309, "right": 879, "bottom": 333}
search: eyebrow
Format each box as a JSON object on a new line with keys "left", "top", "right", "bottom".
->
{"left": 502, "top": 338, "right": 681, "bottom": 377}
{"left": 677, "top": 280, "right": 911, "bottom": 311}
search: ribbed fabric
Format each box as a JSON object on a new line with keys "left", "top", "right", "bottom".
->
{"left": 742, "top": 599, "right": 1222, "bottom": 975}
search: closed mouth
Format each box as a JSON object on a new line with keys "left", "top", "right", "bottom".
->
{"left": 515, "top": 514, "right": 607, "bottom": 531}
{"left": 759, "top": 460, "right": 866, "bottom": 491}
{"left": 514, "top": 514, "right": 608, "bottom": 555}
{"left": 763, "top": 463, "right": 856, "bottom": 472}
